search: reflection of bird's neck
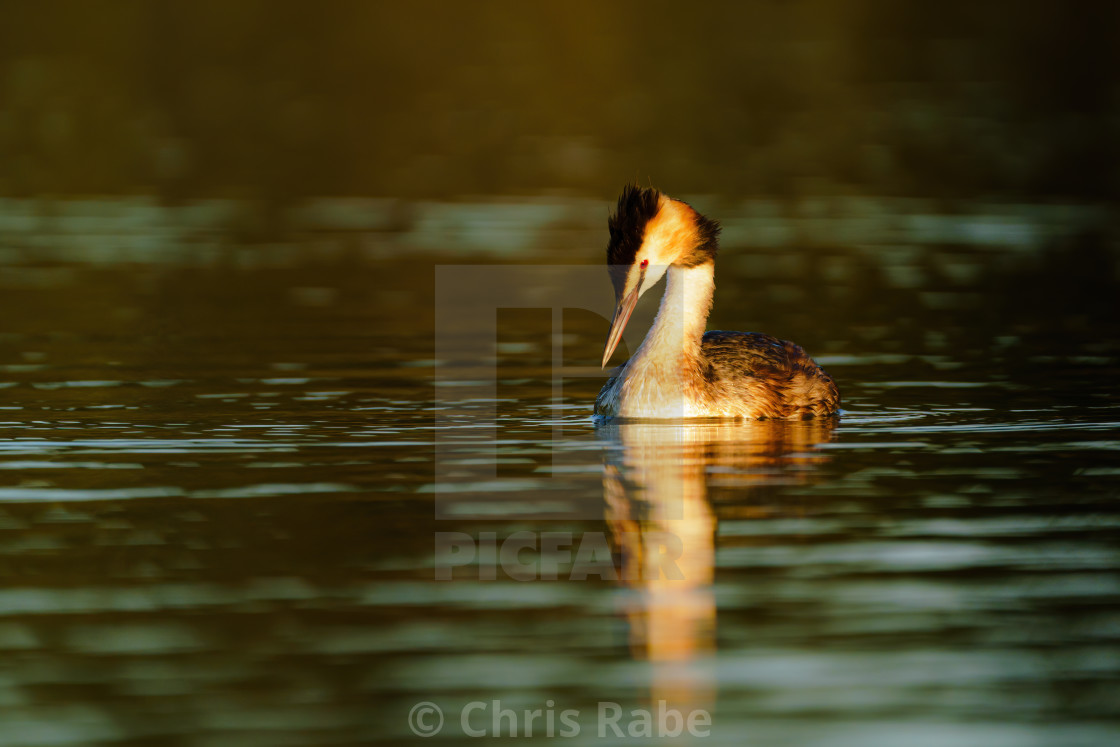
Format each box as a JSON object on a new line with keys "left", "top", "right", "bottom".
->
{"left": 631, "top": 262, "right": 715, "bottom": 373}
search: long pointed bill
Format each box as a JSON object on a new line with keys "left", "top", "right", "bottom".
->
{"left": 601, "top": 282, "right": 642, "bottom": 368}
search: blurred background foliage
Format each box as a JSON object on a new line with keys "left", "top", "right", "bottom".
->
{"left": 0, "top": 0, "right": 1116, "bottom": 202}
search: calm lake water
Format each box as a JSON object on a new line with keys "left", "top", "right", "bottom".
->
{"left": 0, "top": 195, "right": 1118, "bottom": 746}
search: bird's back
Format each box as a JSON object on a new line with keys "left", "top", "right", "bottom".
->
{"left": 695, "top": 331, "right": 839, "bottom": 419}
{"left": 595, "top": 330, "right": 839, "bottom": 420}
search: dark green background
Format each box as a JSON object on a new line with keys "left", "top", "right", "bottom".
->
{"left": 1, "top": 0, "right": 1116, "bottom": 201}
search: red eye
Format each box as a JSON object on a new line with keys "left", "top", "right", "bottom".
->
{"left": 640, "top": 259, "right": 648, "bottom": 268}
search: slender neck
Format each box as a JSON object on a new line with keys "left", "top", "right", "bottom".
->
{"left": 631, "top": 262, "right": 715, "bottom": 368}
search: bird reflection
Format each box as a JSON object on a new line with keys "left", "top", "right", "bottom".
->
{"left": 598, "top": 417, "right": 836, "bottom": 711}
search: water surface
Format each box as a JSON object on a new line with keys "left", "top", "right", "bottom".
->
{"left": 0, "top": 197, "right": 1118, "bottom": 745}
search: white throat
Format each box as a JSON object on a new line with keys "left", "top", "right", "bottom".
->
{"left": 631, "top": 262, "right": 715, "bottom": 371}
{"left": 598, "top": 262, "right": 717, "bottom": 419}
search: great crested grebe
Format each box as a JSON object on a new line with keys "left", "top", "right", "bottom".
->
{"left": 595, "top": 185, "right": 840, "bottom": 420}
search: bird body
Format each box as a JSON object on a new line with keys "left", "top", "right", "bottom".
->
{"left": 595, "top": 186, "right": 839, "bottom": 420}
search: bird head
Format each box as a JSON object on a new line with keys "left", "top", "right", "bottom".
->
{"left": 601, "top": 185, "right": 721, "bottom": 367}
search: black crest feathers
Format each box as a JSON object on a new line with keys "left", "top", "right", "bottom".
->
{"left": 684, "top": 211, "right": 721, "bottom": 267}
{"left": 607, "top": 184, "right": 661, "bottom": 267}
{"left": 606, "top": 184, "right": 661, "bottom": 296}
